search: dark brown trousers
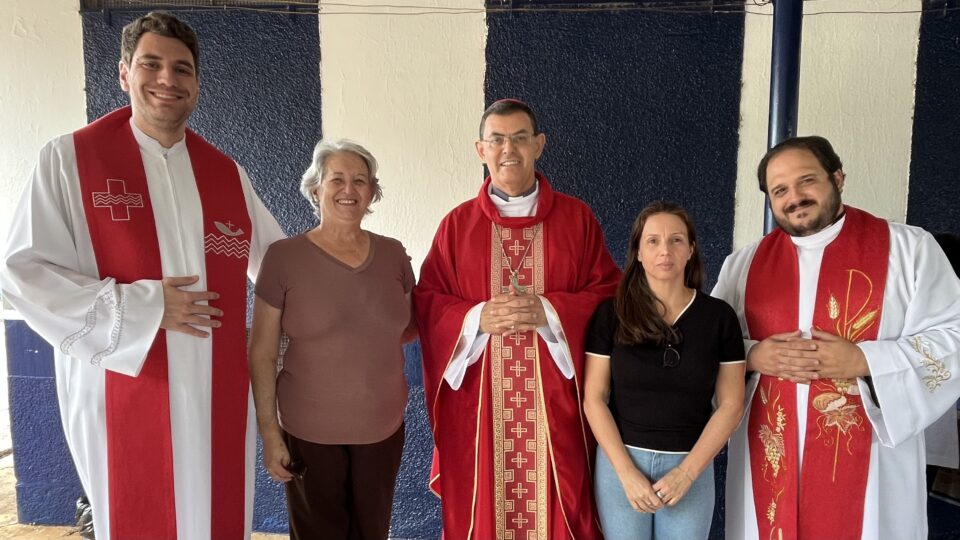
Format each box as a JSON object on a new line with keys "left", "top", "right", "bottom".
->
{"left": 283, "top": 424, "right": 405, "bottom": 540}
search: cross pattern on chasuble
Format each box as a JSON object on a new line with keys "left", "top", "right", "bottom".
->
{"left": 489, "top": 223, "right": 548, "bottom": 540}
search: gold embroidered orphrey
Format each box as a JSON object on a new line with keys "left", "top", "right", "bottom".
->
{"left": 494, "top": 224, "right": 542, "bottom": 294}
{"left": 756, "top": 267, "right": 878, "bottom": 531}
{"left": 826, "top": 269, "right": 879, "bottom": 343}
{"left": 757, "top": 382, "right": 786, "bottom": 482}
{"left": 489, "top": 223, "right": 547, "bottom": 540}
{"left": 809, "top": 268, "right": 876, "bottom": 481}
{"left": 756, "top": 379, "right": 787, "bottom": 532}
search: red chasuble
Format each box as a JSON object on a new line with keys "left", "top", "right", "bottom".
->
{"left": 744, "top": 206, "right": 889, "bottom": 540}
{"left": 73, "top": 106, "right": 251, "bottom": 539}
{"left": 415, "top": 174, "right": 620, "bottom": 539}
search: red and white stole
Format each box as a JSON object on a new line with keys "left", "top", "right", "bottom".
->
{"left": 744, "top": 206, "right": 888, "bottom": 540}
{"left": 73, "top": 106, "right": 251, "bottom": 539}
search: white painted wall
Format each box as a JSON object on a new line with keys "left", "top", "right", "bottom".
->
{"left": 734, "top": 0, "right": 920, "bottom": 250}
{"left": 0, "top": 0, "right": 84, "bottom": 467}
{"left": 319, "top": 0, "right": 487, "bottom": 272}
{"left": 0, "top": 0, "right": 86, "bottom": 287}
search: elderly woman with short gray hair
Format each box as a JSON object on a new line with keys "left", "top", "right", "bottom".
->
{"left": 249, "top": 139, "right": 416, "bottom": 539}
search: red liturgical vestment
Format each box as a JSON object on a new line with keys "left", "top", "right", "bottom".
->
{"left": 744, "top": 206, "right": 888, "bottom": 540}
{"left": 415, "top": 175, "right": 620, "bottom": 539}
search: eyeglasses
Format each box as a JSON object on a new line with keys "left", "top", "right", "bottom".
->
{"left": 481, "top": 133, "right": 535, "bottom": 148}
{"left": 662, "top": 330, "right": 683, "bottom": 368}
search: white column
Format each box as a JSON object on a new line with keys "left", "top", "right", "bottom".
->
{"left": 319, "top": 0, "right": 488, "bottom": 272}
{"left": 734, "top": 0, "right": 921, "bottom": 249}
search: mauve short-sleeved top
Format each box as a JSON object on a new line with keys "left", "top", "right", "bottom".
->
{"left": 255, "top": 232, "right": 414, "bottom": 444}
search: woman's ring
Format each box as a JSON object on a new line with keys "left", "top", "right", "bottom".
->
{"left": 656, "top": 490, "right": 663, "bottom": 499}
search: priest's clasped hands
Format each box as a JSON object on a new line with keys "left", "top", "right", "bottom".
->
{"left": 747, "top": 329, "right": 871, "bottom": 383}
{"left": 160, "top": 275, "right": 223, "bottom": 338}
{"left": 479, "top": 283, "right": 547, "bottom": 335}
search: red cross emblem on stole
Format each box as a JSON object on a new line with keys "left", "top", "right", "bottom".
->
{"left": 92, "top": 179, "right": 144, "bottom": 221}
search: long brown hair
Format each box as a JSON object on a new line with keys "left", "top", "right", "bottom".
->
{"left": 614, "top": 202, "right": 705, "bottom": 345}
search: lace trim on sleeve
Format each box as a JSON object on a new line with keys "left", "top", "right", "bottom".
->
{"left": 59, "top": 288, "right": 125, "bottom": 366}
{"left": 91, "top": 288, "right": 125, "bottom": 366}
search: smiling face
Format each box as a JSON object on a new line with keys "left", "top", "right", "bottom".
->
{"left": 766, "top": 148, "right": 845, "bottom": 237}
{"left": 119, "top": 32, "right": 199, "bottom": 147}
{"left": 638, "top": 212, "right": 695, "bottom": 286}
{"left": 475, "top": 112, "right": 545, "bottom": 196}
{"left": 313, "top": 151, "right": 373, "bottom": 226}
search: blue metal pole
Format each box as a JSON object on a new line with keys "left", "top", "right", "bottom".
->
{"left": 764, "top": 0, "right": 803, "bottom": 234}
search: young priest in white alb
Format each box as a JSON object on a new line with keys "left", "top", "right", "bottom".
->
{"left": 1, "top": 12, "right": 283, "bottom": 540}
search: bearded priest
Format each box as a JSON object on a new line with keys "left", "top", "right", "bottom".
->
{"left": 712, "top": 135, "right": 960, "bottom": 540}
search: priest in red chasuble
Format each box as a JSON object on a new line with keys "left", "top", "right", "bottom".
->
{"left": 414, "top": 99, "right": 620, "bottom": 539}
{"left": 1, "top": 12, "right": 283, "bottom": 540}
{"left": 712, "top": 136, "right": 960, "bottom": 540}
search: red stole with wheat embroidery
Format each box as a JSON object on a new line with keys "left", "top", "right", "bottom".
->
{"left": 744, "top": 206, "right": 888, "bottom": 540}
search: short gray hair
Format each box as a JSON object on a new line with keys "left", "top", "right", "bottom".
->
{"left": 300, "top": 139, "right": 383, "bottom": 219}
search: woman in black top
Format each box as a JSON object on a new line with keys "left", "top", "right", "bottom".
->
{"left": 583, "top": 202, "right": 745, "bottom": 540}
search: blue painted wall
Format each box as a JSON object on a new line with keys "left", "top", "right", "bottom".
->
{"left": 910, "top": 6, "right": 960, "bottom": 536}
{"left": 394, "top": 341, "right": 442, "bottom": 538}
{"left": 483, "top": 8, "right": 744, "bottom": 539}
{"left": 907, "top": 5, "right": 960, "bottom": 236}
{"left": 4, "top": 320, "right": 81, "bottom": 524}
{"left": 80, "top": 9, "right": 320, "bottom": 235}
{"left": 485, "top": 10, "right": 745, "bottom": 288}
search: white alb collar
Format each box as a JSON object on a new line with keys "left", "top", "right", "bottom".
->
{"left": 790, "top": 213, "right": 846, "bottom": 250}
{"left": 129, "top": 117, "right": 187, "bottom": 158}
{"left": 488, "top": 181, "right": 539, "bottom": 217}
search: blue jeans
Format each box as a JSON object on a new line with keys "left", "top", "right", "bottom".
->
{"left": 595, "top": 446, "right": 714, "bottom": 540}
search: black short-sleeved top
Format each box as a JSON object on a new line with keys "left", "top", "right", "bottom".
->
{"left": 586, "top": 292, "right": 744, "bottom": 452}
